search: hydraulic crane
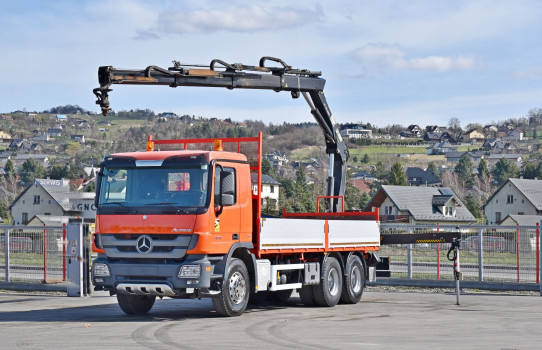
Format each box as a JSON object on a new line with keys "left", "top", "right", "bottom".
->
{"left": 93, "top": 57, "right": 348, "bottom": 212}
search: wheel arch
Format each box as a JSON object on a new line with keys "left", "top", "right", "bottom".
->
{"left": 214, "top": 243, "right": 256, "bottom": 293}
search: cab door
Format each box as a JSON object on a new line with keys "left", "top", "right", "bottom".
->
{"left": 212, "top": 163, "right": 241, "bottom": 252}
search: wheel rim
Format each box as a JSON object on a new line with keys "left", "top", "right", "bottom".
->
{"left": 350, "top": 265, "right": 362, "bottom": 293}
{"left": 229, "top": 271, "right": 246, "bottom": 305}
{"left": 327, "top": 268, "right": 340, "bottom": 296}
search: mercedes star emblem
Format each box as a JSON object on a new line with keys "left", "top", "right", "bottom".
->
{"left": 136, "top": 235, "right": 153, "bottom": 253}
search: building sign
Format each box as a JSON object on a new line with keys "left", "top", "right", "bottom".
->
{"left": 71, "top": 200, "right": 96, "bottom": 219}
{"left": 37, "top": 179, "right": 63, "bottom": 186}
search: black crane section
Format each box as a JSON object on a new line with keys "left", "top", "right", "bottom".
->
{"left": 93, "top": 57, "right": 348, "bottom": 212}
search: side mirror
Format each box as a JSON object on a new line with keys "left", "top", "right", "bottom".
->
{"left": 94, "top": 164, "right": 104, "bottom": 207}
{"left": 220, "top": 171, "right": 235, "bottom": 206}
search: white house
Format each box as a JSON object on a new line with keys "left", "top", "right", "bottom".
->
{"left": 251, "top": 174, "right": 280, "bottom": 210}
{"left": 484, "top": 178, "right": 542, "bottom": 224}
{"left": 340, "top": 123, "right": 373, "bottom": 139}
{"left": 10, "top": 179, "right": 95, "bottom": 225}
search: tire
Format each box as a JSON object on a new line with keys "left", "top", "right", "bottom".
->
{"left": 340, "top": 255, "right": 365, "bottom": 304}
{"left": 116, "top": 294, "right": 156, "bottom": 315}
{"left": 299, "top": 285, "right": 316, "bottom": 306}
{"left": 313, "top": 257, "right": 342, "bottom": 307}
{"left": 212, "top": 258, "right": 250, "bottom": 317}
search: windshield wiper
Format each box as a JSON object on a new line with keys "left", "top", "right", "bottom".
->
{"left": 146, "top": 203, "right": 189, "bottom": 214}
{"left": 102, "top": 202, "right": 138, "bottom": 213}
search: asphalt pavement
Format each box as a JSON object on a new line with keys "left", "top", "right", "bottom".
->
{"left": 0, "top": 289, "right": 540, "bottom": 349}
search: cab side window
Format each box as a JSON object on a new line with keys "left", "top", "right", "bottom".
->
{"left": 214, "top": 166, "right": 236, "bottom": 205}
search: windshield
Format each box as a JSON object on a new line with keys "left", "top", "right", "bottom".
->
{"left": 99, "top": 164, "right": 209, "bottom": 208}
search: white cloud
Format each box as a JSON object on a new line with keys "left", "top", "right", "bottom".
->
{"left": 350, "top": 43, "right": 477, "bottom": 77}
{"left": 134, "top": 3, "right": 323, "bottom": 39}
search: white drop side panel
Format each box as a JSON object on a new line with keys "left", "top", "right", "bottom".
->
{"left": 328, "top": 220, "right": 380, "bottom": 248}
{"left": 259, "top": 218, "right": 325, "bottom": 250}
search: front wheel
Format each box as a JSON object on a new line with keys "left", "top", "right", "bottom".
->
{"left": 212, "top": 258, "right": 250, "bottom": 317}
{"left": 116, "top": 294, "right": 156, "bottom": 315}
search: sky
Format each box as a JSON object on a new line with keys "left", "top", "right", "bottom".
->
{"left": 1, "top": 0, "right": 541, "bottom": 128}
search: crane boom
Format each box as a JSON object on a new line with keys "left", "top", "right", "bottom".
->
{"left": 93, "top": 57, "right": 348, "bottom": 211}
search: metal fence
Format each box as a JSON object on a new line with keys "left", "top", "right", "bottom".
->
{"left": 1, "top": 225, "right": 66, "bottom": 283}
{"left": 379, "top": 224, "right": 540, "bottom": 284}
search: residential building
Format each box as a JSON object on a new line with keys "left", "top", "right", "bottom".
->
{"left": 426, "top": 142, "right": 457, "bottom": 155}
{"left": 71, "top": 134, "right": 85, "bottom": 143}
{"left": 349, "top": 178, "right": 372, "bottom": 194}
{"left": 340, "top": 123, "right": 372, "bottom": 139}
{"left": 56, "top": 114, "right": 68, "bottom": 122}
{"left": 10, "top": 178, "right": 95, "bottom": 225}
{"left": 406, "top": 167, "right": 441, "bottom": 187}
{"left": 484, "top": 178, "right": 542, "bottom": 225}
{"left": 251, "top": 174, "right": 280, "bottom": 210}
{"left": 265, "top": 150, "right": 289, "bottom": 168}
{"left": 0, "top": 129, "right": 12, "bottom": 142}
{"left": 366, "top": 186, "right": 476, "bottom": 224}
{"left": 351, "top": 171, "right": 376, "bottom": 181}
{"left": 424, "top": 132, "right": 456, "bottom": 143}
{"left": 506, "top": 129, "right": 523, "bottom": 141}
{"left": 461, "top": 129, "right": 485, "bottom": 143}
{"left": 486, "top": 153, "right": 522, "bottom": 167}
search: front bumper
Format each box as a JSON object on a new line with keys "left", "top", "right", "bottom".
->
{"left": 92, "top": 254, "right": 214, "bottom": 294}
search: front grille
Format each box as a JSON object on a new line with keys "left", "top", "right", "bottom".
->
{"left": 100, "top": 233, "right": 193, "bottom": 259}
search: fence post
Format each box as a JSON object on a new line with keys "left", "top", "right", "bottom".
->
{"left": 437, "top": 223, "right": 440, "bottom": 280}
{"left": 536, "top": 223, "right": 539, "bottom": 285}
{"left": 539, "top": 220, "right": 541, "bottom": 297}
{"left": 478, "top": 227, "right": 484, "bottom": 282}
{"left": 516, "top": 224, "right": 521, "bottom": 283}
{"left": 4, "top": 228, "right": 9, "bottom": 282}
{"left": 63, "top": 224, "right": 67, "bottom": 281}
{"left": 43, "top": 228, "right": 47, "bottom": 283}
{"left": 407, "top": 227, "right": 412, "bottom": 279}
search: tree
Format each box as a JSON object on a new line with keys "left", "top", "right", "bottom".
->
{"left": 491, "top": 158, "right": 519, "bottom": 185}
{"left": 455, "top": 155, "right": 474, "bottom": 188}
{"left": 359, "top": 192, "right": 371, "bottom": 210}
{"left": 49, "top": 164, "right": 68, "bottom": 180}
{"left": 477, "top": 158, "right": 490, "bottom": 179}
{"left": 262, "top": 157, "right": 277, "bottom": 179}
{"left": 448, "top": 117, "right": 462, "bottom": 137}
{"left": 352, "top": 156, "right": 358, "bottom": 163}
{"left": 3, "top": 159, "right": 15, "bottom": 176}
{"left": 362, "top": 154, "right": 369, "bottom": 164}
{"left": 464, "top": 194, "right": 482, "bottom": 219}
{"left": 18, "top": 158, "right": 46, "bottom": 184}
{"left": 426, "top": 162, "right": 440, "bottom": 178}
{"left": 523, "top": 162, "right": 538, "bottom": 179}
{"left": 387, "top": 162, "right": 407, "bottom": 186}
{"left": 533, "top": 128, "right": 538, "bottom": 140}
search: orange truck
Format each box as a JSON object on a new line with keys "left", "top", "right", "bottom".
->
{"left": 91, "top": 57, "right": 381, "bottom": 316}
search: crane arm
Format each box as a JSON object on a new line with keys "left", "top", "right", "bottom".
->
{"left": 93, "top": 57, "right": 348, "bottom": 211}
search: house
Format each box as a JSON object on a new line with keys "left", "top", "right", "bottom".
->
{"left": 424, "top": 132, "right": 456, "bottom": 143}
{"left": 366, "top": 186, "right": 476, "bottom": 224}
{"left": 9, "top": 178, "right": 95, "bottom": 225}
{"left": 349, "top": 178, "right": 372, "bottom": 194}
{"left": 265, "top": 151, "right": 289, "bottom": 168}
{"left": 484, "top": 178, "right": 542, "bottom": 224}
{"left": 425, "top": 125, "right": 442, "bottom": 133}
{"left": 27, "top": 215, "right": 69, "bottom": 227}
{"left": 506, "top": 129, "right": 524, "bottom": 141}
{"left": 251, "top": 174, "right": 280, "bottom": 210}
{"left": 500, "top": 214, "right": 541, "bottom": 227}
{"left": 484, "top": 125, "right": 498, "bottom": 134}
{"left": 351, "top": 171, "right": 376, "bottom": 181}
{"left": 401, "top": 125, "right": 422, "bottom": 138}
{"left": 71, "top": 134, "right": 85, "bottom": 143}
{"left": 426, "top": 142, "right": 457, "bottom": 155}
{"left": 340, "top": 123, "right": 372, "bottom": 139}
{"left": 486, "top": 153, "right": 522, "bottom": 167}
{"left": 0, "top": 129, "right": 12, "bottom": 142}
{"left": 47, "top": 128, "right": 62, "bottom": 137}
{"left": 13, "top": 154, "right": 50, "bottom": 169}
{"left": 56, "top": 114, "right": 68, "bottom": 122}
{"left": 9, "top": 140, "right": 46, "bottom": 154}
{"left": 461, "top": 129, "right": 485, "bottom": 143}
{"left": 406, "top": 167, "right": 441, "bottom": 187}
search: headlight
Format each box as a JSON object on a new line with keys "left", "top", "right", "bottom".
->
{"left": 178, "top": 265, "right": 201, "bottom": 278}
{"left": 93, "top": 263, "right": 110, "bottom": 277}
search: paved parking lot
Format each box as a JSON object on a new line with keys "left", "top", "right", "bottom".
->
{"left": 0, "top": 289, "right": 540, "bottom": 349}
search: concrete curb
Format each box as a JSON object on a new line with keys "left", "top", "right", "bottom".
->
{"left": 368, "top": 278, "right": 540, "bottom": 292}
{"left": 0, "top": 282, "right": 68, "bottom": 293}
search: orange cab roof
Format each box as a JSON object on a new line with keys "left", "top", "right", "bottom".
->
{"left": 110, "top": 150, "right": 247, "bottom": 162}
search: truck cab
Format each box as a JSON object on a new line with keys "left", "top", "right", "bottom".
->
{"left": 92, "top": 147, "right": 255, "bottom": 312}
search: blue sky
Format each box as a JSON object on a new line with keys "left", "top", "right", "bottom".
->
{"left": 1, "top": 0, "right": 541, "bottom": 128}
